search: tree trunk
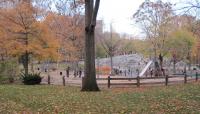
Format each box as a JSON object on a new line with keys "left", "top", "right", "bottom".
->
{"left": 198, "top": 50, "right": 200, "bottom": 66}
{"left": 188, "top": 58, "right": 191, "bottom": 71}
{"left": 30, "top": 58, "right": 34, "bottom": 73}
{"left": 159, "top": 54, "right": 163, "bottom": 76}
{"left": 25, "top": 51, "right": 29, "bottom": 76}
{"left": 154, "top": 47, "right": 158, "bottom": 76}
{"left": 110, "top": 55, "right": 114, "bottom": 75}
{"left": 173, "top": 61, "right": 176, "bottom": 74}
{"left": 81, "top": 0, "right": 100, "bottom": 91}
{"left": 22, "top": 51, "right": 29, "bottom": 76}
{"left": 1, "top": 54, "right": 4, "bottom": 61}
{"left": 73, "top": 61, "right": 78, "bottom": 77}
{"left": 81, "top": 27, "right": 99, "bottom": 91}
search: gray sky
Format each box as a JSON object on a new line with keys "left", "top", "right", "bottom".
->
{"left": 97, "top": 0, "right": 188, "bottom": 37}
{"left": 98, "top": 0, "right": 145, "bottom": 37}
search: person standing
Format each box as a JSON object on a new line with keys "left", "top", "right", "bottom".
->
{"left": 66, "top": 66, "right": 70, "bottom": 77}
{"left": 79, "top": 68, "right": 82, "bottom": 78}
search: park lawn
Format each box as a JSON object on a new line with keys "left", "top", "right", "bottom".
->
{"left": 0, "top": 83, "right": 200, "bottom": 114}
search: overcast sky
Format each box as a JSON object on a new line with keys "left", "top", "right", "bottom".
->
{"left": 97, "top": 0, "right": 188, "bottom": 37}
{"left": 98, "top": 0, "right": 145, "bottom": 37}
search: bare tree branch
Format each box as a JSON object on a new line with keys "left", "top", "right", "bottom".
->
{"left": 91, "top": 0, "right": 100, "bottom": 27}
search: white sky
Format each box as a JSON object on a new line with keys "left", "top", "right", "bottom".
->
{"left": 98, "top": 0, "right": 145, "bottom": 37}
{"left": 97, "top": 0, "right": 188, "bottom": 37}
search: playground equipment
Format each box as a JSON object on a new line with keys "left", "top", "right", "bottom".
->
{"left": 139, "top": 60, "right": 153, "bottom": 77}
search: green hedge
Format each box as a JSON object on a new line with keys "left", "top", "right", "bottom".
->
{"left": 21, "top": 72, "right": 42, "bottom": 85}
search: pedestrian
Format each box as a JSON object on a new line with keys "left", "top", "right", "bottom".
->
{"left": 124, "top": 70, "right": 126, "bottom": 77}
{"left": 74, "top": 70, "right": 77, "bottom": 78}
{"left": 119, "top": 70, "right": 122, "bottom": 75}
{"left": 161, "top": 68, "right": 165, "bottom": 76}
{"left": 150, "top": 69, "right": 153, "bottom": 77}
{"left": 66, "top": 66, "right": 70, "bottom": 77}
{"left": 79, "top": 68, "right": 82, "bottom": 78}
{"left": 136, "top": 69, "right": 139, "bottom": 76}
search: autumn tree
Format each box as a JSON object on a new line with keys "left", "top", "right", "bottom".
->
{"left": 120, "top": 39, "right": 136, "bottom": 55}
{"left": 191, "top": 19, "right": 200, "bottom": 64}
{"left": 0, "top": 0, "right": 59, "bottom": 76}
{"left": 0, "top": 28, "right": 10, "bottom": 61}
{"left": 43, "top": 0, "right": 85, "bottom": 75}
{"left": 170, "top": 13, "right": 200, "bottom": 65}
{"left": 0, "top": 0, "right": 35, "bottom": 76}
{"left": 37, "top": 0, "right": 100, "bottom": 91}
{"left": 133, "top": 0, "right": 174, "bottom": 76}
{"left": 120, "top": 38, "right": 151, "bottom": 57}
{"left": 166, "top": 29, "right": 196, "bottom": 72}
{"left": 176, "top": 0, "right": 200, "bottom": 65}
{"left": 56, "top": 3, "right": 84, "bottom": 64}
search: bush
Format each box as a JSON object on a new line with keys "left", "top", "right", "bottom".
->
{"left": 21, "top": 72, "right": 42, "bottom": 85}
{"left": 0, "top": 59, "right": 19, "bottom": 84}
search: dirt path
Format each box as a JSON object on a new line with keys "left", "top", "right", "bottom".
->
{"left": 40, "top": 70, "right": 197, "bottom": 87}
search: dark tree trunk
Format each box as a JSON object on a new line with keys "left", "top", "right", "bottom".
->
{"left": 81, "top": 0, "right": 100, "bottom": 91}
{"left": 81, "top": 27, "right": 99, "bottom": 91}
{"left": 159, "top": 53, "right": 163, "bottom": 76}
{"left": 110, "top": 55, "right": 114, "bottom": 75}
{"left": 22, "top": 51, "right": 29, "bottom": 76}
{"left": 172, "top": 54, "right": 176, "bottom": 74}
{"left": 173, "top": 61, "right": 176, "bottom": 74}
{"left": 188, "top": 54, "right": 191, "bottom": 71}
{"left": 1, "top": 54, "right": 4, "bottom": 61}
{"left": 153, "top": 47, "right": 159, "bottom": 76}
{"left": 24, "top": 27, "right": 29, "bottom": 76}
{"left": 25, "top": 52, "right": 29, "bottom": 75}
{"left": 198, "top": 50, "right": 200, "bottom": 66}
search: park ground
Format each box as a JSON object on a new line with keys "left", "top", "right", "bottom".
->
{"left": 0, "top": 82, "right": 200, "bottom": 114}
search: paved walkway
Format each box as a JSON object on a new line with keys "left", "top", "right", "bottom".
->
{"left": 40, "top": 70, "right": 197, "bottom": 87}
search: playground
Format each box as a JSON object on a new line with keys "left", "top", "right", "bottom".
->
{"left": 37, "top": 54, "right": 200, "bottom": 87}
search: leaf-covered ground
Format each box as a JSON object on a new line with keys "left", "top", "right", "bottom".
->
{"left": 0, "top": 82, "right": 200, "bottom": 114}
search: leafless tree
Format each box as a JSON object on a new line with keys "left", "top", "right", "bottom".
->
{"left": 100, "top": 24, "right": 121, "bottom": 75}
{"left": 133, "top": 0, "right": 174, "bottom": 76}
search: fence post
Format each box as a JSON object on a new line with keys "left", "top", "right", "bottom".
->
{"left": 62, "top": 76, "right": 65, "bottom": 86}
{"left": 165, "top": 75, "right": 168, "bottom": 86}
{"left": 108, "top": 76, "right": 110, "bottom": 88}
{"left": 48, "top": 75, "right": 50, "bottom": 85}
{"left": 184, "top": 72, "right": 187, "bottom": 84}
{"left": 196, "top": 72, "right": 198, "bottom": 81}
{"left": 137, "top": 76, "right": 140, "bottom": 87}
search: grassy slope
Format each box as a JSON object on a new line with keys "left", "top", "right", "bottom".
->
{"left": 0, "top": 82, "right": 200, "bottom": 114}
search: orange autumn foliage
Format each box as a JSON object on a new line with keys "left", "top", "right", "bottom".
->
{"left": 0, "top": 0, "right": 84, "bottom": 63}
{"left": 44, "top": 12, "right": 84, "bottom": 62}
{"left": 0, "top": 1, "right": 59, "bottom": 61}
{"left": 96, "top": 66, "right": 111, "bottom": 75}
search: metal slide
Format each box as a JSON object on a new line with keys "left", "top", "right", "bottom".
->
{"left": 139, "top": 60, "right": 153, "bottom": 77}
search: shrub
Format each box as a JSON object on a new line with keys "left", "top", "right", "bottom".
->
{"left": 0, "top": 59, "right": 19, "bottom": 84}
{"left": 21, "top": 72, "right": 42, "bottom": 85}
